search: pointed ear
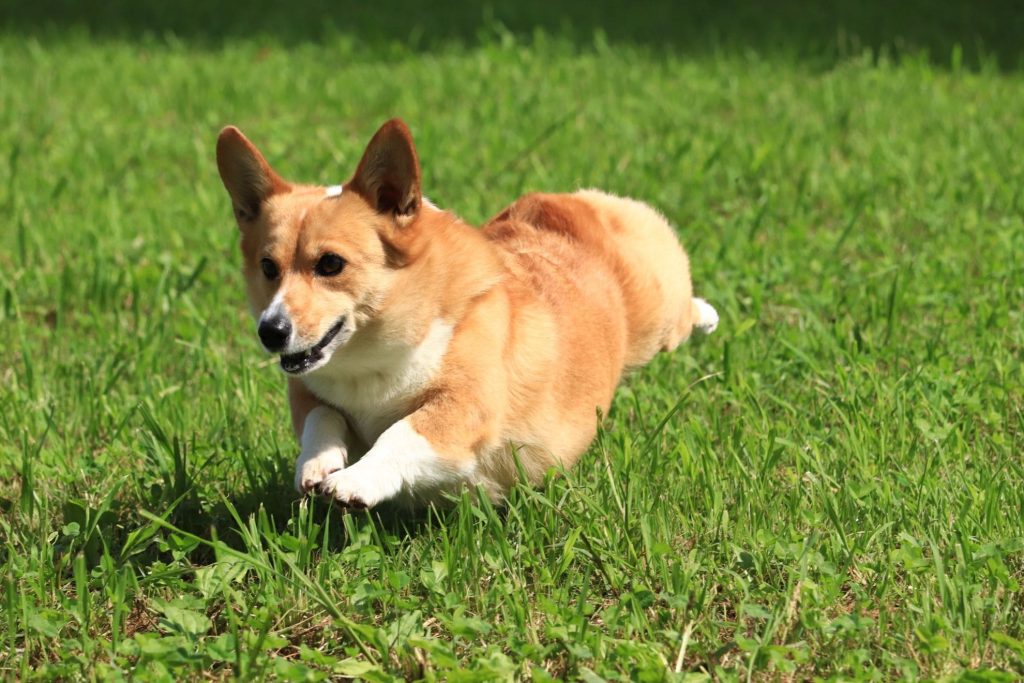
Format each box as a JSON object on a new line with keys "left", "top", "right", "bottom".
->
{"left": 216, "top": 126, "right": 288, "bottom": 223}
{"left": 350, "top": 119, "right": 421, "bottom": 217}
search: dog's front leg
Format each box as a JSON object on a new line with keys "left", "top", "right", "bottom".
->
{"left": 294, "top": 405, "right": 351, "bottom": 494}
{"left": 318, "top": 406, "right": 479, "bottom": 509}
{"left": 289, "top": 379, "right": 350, "bottom": 494}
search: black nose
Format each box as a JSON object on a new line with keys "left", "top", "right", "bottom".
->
{"left": 258, "top": 315, "right": 291, "bottom": 352}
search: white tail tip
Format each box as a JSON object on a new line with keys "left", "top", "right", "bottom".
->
{"left": 694, "top": 298, "right": 719, "bottom": 334}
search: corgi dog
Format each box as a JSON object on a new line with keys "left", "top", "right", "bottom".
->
{"left": 216, "top": 119, "right": 718, "bottom": 509}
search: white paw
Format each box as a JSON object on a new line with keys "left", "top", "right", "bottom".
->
{"left": 318, "top": 461, "right": 402, "bottom": 509}
{"left": 294, "top": 448, "right": 347, "bottom": 494}
{"left": 694, "top": 298, "right": 719, "bottom": 334}
{"left": 295, "top": 405, "right": 350, "bottom": 494}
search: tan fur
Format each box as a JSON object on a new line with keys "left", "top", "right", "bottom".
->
{"left": 217, "top": 119, "right": 716, "bottom": 506}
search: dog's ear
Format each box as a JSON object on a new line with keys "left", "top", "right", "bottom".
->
{"left": 216, "top": 126, "right": 288, "bottom": 224}
{"left": 350, "top": 119, "right": 421, "bottom": 218}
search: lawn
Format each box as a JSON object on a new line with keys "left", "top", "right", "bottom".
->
{"left": 1, "top": 2, "right": 1023, "bottom": 680}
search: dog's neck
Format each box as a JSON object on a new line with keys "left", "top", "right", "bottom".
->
{"left": 387, "top": 204, "right": 505, "bottom": 322}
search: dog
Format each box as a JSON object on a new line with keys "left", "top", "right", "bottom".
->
{"left": 216, "top": 119, "right": 718, "bottom": 508}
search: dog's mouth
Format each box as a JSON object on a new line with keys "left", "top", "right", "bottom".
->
{"left": 280, "top": 319, "right": 346, "bottom": 375}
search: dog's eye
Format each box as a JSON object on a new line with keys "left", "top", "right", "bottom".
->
{"left": 315, "top": 253, "right": 345, "bottom": 277}
{"left": 260, "top": 257, "right": 280, "bottom": 280}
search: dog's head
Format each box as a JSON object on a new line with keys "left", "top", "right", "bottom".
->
{"left": 216, "top": 119, "right": 424, "bottom": 376}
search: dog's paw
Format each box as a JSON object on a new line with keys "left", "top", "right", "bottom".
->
{"left": 294, "top": 448, "right": 347, "bottom": 494}
{"left": 318, "top": 462, "right": 401, "bottom": 509}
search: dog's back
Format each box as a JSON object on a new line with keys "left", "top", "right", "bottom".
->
{"left": 484, "top": 189, "right": 716, "bottom": 369}
{"left": 472, "top": 190, "right": 718, "bottom": 488}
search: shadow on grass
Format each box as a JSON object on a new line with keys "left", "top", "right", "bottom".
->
{"left": 4, "top": 0, "right": 1023, "bottom": 71}
{"left": 146, "top": 470, "right": 444, "bottom": 566}
{"left": 29, "top": 452, "right": 445, "bottom": 573}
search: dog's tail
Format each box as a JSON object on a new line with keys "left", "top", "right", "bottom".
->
{"left": 691, "top": 297, "right": 719, "bottom": 335}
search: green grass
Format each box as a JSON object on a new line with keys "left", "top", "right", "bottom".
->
{"left": 2, "top": 3, "right": 1023, "bottom": 680}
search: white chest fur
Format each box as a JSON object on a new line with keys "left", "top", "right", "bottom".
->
{"left": 302, "top": 318, "right": 454, "bottom": 444}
